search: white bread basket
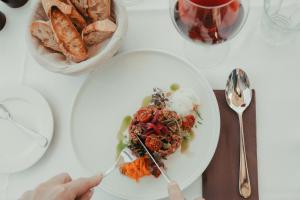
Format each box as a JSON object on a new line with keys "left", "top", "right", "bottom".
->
{"left": 26, "top": 0, "right": 128, "bottom": 75}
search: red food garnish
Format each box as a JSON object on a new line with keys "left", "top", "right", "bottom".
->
{"left": 127, "top": 104, "right": 189, "bottom": 179}
{"left": 147, "top": 122, "right": 168, "bottom": 135}
{"left": 136, "top": 108, "right": 152, "bottom": 122}
{"left": 182, "top": 115, "right": 196, "bottom": 130}
{"left": 145, "top": 136, "right": 163, "bottom": 152}
{"left": 151, "top": 110, "right": 161, "bottom": 123}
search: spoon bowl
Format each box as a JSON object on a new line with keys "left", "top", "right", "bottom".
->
{"left": 225, "top": 68, "right": 252, "bottom": 114}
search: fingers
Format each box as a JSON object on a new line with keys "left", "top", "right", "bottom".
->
{"left": 41, "top": 173, "right": 72, "bottom": 187}
{"left": 77, "top": 190, "right": 94, "bottom": 200}
{"left": 48, "top": 173, "right": 72, "bottom": 185}
{"left": 66, "top": 174, "right": 102, "bottom": 196}
{"left": 19, "top": 191, "right": 33, "bottom": 200}
{"left": 168, "top": 181, "right": 185, "bottom": 200}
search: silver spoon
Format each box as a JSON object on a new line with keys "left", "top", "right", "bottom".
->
{"left": 0, "top": 103, "right": 48, "bottom": 148}
{"left": 225, "top": 68, "right": 252, "bottom": 198}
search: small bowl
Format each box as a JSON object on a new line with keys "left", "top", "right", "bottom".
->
{"left": 26, "top": 0, "right": 128, "bottom": 75}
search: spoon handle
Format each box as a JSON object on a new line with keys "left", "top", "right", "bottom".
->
{"left": 11, "top": 119, "right": 48, "bottom": 148}
{"left": 238, "top": 114, "right": 251, "bottom": 198}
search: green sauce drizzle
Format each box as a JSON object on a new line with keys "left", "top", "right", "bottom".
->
{"left": 170, "top": 83, "right": 180, "bottom": 92}
{"left": 180, "top": 130, "right": 195, "bottom": 153}
{"left": 141, "top": 95, "right": 152, "bottom": 107}
{"left": 116, "top": 141, "right": 128, "bottom": 158}
{"left": 116, "top": 116, "right": 132, "bottom": 157}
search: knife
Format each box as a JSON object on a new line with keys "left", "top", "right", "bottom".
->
{"left": 136, "top": 135, "right": 171, "bottom": 183}
{"left": 136, "top": 135, "right": 186, "bottom": 200}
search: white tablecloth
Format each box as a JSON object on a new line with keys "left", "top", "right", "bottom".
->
{"left": 1, "top": 0, "right": 300, "bottom": 199}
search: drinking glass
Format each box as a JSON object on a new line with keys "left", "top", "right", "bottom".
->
{"left": 261, "top": 0, "right": 300, "bottom": 45}
{"left": 170, "top": 0, "right": 249, "bottom": 68}
{"left": 0, "top": 11, "right": 6, "bottom": 31}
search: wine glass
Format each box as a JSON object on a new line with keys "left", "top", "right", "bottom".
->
{"left": 170, "top": 0, "right": 249, "bottom": 68}
{"left": 261, "top": 0, "right": 300, "bottom": 45}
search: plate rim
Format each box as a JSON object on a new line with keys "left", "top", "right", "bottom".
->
{"left": 70, "top": 49, "right": 220, "bottom": 200}
{"left": 0, "top": 84, "right": 54, "bottom": 174}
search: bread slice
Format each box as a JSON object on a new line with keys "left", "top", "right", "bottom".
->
{"left": 69, "top": 0, "right": 89, "bottom": 18}
{"left": 82, "top": 19, "right": 116, "bottom": 46}
{"left": 109, "top": 0, "right": 116, "bottom": 23}
{"left": 31, "top": 20, "right": 61, "bottom": 52}
{"left": 64, "top": 0, "right": 87, "bottom": 32}
{"left": 87, "top": 0, "right": 111, "bottom": 21}
{"left": 42, "top": 0, "right": 87, "bottom": 32}
{"left": 50, "top": 7, "right": 88, "bottom": 62}
{"left": 42, "top": 0, "right": 72, "bottom": 16}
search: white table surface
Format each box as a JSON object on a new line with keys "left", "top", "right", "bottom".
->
{"left": 1, "top": 0, "right": 300, "bottom": 200}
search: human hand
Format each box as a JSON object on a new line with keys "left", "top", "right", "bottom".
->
{"left": 168, "top": 181, "right": 205, "bottom": 200}
{"left": 168, "top": 181, "right": 185, "bottom": 200}
{"left": 20, "top": 173, "right": 102, "bottom": 200}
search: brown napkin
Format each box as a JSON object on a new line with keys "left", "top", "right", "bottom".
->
{"left": 202, "top": 90, "right": 259, "bottom": 200}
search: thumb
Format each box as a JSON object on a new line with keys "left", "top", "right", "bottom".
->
{"left": 168, "top": 181, "right": 185, "bottom": 200}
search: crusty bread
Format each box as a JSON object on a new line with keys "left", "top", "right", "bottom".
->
{"left": 42, "top": 0, "right": 72, "bottom": 16}
{"left": 65, "top": 0, "right": 87, "bottom": 31}
{"left": 50, "top": 7, "right": 88, "bottom": 62}
{"left": 31, "top": 20, "right": 61, "bottom": 52}
{"left": 70, "top": 0, "right": 111, "bottom": 22}
{"left": 43, "top": 0, "right": 87, "bottom": 32}
{"left": 109, "top": 0, "right": 116, "bottom": 23}
{"left": 87, "top": 0, "right": 110, "bottom": 21}
{"left": 82, "top": 19, "right": 116, "bottom": 46}
{"left": 69, "top": 0, "right": 89, "bottom": 18}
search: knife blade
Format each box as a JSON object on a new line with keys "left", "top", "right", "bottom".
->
{"left": 136, "top": 135, "right": 171, "bottom": 183}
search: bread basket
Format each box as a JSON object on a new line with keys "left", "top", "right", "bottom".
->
{"left": 26, "top": 0, "right": 128, "bottom": 75}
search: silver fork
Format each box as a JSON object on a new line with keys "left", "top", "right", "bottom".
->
{"left": 103, "top": 147, "right": 137, "bottom": 177}
{"left": 102, "top": 147, "right": 185, "bottom": 199}
{"left": 0, "top": 103, "right": 48, "bottom": 148}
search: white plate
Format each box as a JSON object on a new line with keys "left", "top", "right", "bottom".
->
{"left": 71, "top": 50, "right": 220, "bottom": 200}
{"left": 0, "top": 85, "right": 53, "bottom": 173}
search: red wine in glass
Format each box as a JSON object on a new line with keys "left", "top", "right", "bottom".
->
{"left": 174, "top": 0, "right": 245, "bottom": 44}
{"left": 0, "top": 11, "right": 6, "bottom": 31}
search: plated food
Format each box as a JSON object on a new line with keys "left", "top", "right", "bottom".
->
{"left": 117, "top": 84, "right": 202, "bottom": 181}
{"left": 30, "top": 0, "right": 117, "bottom": 63}
{"left": 71, "top": 50, "right": 220, "bottom": 200}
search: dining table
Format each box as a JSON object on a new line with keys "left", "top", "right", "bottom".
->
{"left": 0, "top": 0, "right": 300, "bottom": 199}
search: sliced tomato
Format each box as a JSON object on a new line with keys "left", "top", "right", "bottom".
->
{"left": 136, "top": 108, "right": 152, "bottom": 123}
{"left": 145, "top": 136, "right": 163, "bottom": 152}
{"left": 182, "top": 114, "right": 196, "bottom": 130}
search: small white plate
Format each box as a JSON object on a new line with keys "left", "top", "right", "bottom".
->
{"left": 71, "top": 50, "right": 220, "bottom": 200}
{"left": 0, "top": 85, "right": 53, "bottom": 173}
